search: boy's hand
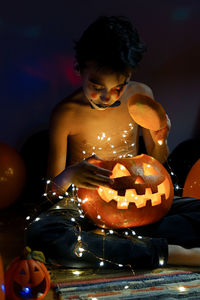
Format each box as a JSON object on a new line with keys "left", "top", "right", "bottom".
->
{"left": 68, "top": 154, "right": 114, "bottom": 189}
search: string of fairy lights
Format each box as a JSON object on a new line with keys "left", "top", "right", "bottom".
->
{"left": 81, "top": 123, "right": 136, "bottom": 160}
{"left": 25, "top": 124, "right": 186, "bottom": 274}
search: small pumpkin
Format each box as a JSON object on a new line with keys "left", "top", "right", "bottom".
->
{"left": 5, "top": 247, "right": 50, "bottom": 300}
{"left": 78, "top": 154, "right": 174, "bottom": 228}
{"left": 0, "top": 254, "right": 5, "bottom": 300}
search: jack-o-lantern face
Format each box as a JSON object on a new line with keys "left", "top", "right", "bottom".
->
{"left": 5, "top": 248, "right": 50, "bottom": 300}
{"left": 78, "top": 154, "right": 174, "bottom": 228}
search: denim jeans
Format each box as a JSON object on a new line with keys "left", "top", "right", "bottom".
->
{"left": 25, "top": 197, "right": 200, "bottom": 269}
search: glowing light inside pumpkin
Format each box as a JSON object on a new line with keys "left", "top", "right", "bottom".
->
{"left": 1, "top": 284, "right": 5, "bottom": 293}
{"left": 97, "top": 162, "right": 169, "bottom": 209}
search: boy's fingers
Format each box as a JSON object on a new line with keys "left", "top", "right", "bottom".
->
{"left": 86, "top": 173, "right": 114, "bottom": 185}
{"left": 79, "top": 182, "right": 98, "bottom": 189}
{"left": 86, "top": 154, "right": 103, "bottom": 163}
{"left": 90, "top": 164, "right": 113, "bottom": 176}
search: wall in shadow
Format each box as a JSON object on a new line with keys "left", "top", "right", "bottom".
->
{"left": 0, "top": 0, "right": 199, "bottom": 152}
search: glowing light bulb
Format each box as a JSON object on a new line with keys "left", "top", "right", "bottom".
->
{"left": 178, "top": 286, "right": 186, "bottom": 292}
{"left": 175, "top": 184, "right": 180, "bottom": 190}
{"left": 159, "top": 258, "right": 165, "bottom": 266}
{"left": 79, "top": 247, "right": 84, "bottom": 252}
{"left": 35, "top": 217, "right": 40, "bottom": 222}
{"left": 124, "top": 285, "right": 129, "bottom": 289}
{"left": 73, "top": 270, "right": 81, "bottom": 275}
{"left": 82, "top": 197, "right": 88, "bottom": 203}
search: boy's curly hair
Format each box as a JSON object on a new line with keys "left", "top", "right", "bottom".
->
{"left": 74, "top": 16, "right": 146, "bottom": 76}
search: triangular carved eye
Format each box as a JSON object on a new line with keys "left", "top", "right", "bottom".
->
{"left": 143, "top": 163, "right": 159, "bottom": 176}
{"left": 20, "top": 269, "right": 26, "bottom": 275}
{"left": 34, "top": 266, "right": 39, "bottom": 272}
{"left": 135, "top": 176, "right": 144, "bottom": 184}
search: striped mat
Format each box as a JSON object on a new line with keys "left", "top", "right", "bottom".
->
{"left": 52, "top": 269, "right": 200, "bottom": 299}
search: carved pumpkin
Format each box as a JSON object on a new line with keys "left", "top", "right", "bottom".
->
{"left": 5, "top": 247, "right": 50, "bottom": 300}
{"left": 78, "top": 154, "right": 174, "bottom": 228}
{"left": 0, "top": 255, "right": 5, "bottom": 300}
{"left": 182, "top": 159, "right": 200, "bottom": 199}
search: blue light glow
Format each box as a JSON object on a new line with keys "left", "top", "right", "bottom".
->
{"left": 1, "top": 283, "right": 5, "bottom": 293}
{"left": 20, "top": 286, "right": 32, "bottom": 297}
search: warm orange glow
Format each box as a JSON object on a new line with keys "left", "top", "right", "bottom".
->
{"left": 78, "top": 154, "right": 174, "bottom": 228}
{"left": 183, "top": 159, "right": 200, "bottom": 198}
{"left": 97, "top": 162, "right": 168, "bottom": 209}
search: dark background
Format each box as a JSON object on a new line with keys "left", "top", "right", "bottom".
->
{"left": 0, "top": 0, "right": 200, "bottom": 152}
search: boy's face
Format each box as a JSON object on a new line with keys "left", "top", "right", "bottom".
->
{"left": 81, "top": 64, "right": 131, "bottom": 110}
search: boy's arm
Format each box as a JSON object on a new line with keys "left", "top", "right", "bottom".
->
{"left": 142, "top": 126, "right": 170, "bottom": 163}
{"left": 47, "top": 105, "right": 72, "bottom": 191}
{"left": 131, "top": 83, "right": 170, "bottom": 164}
{"left": 47, "top": 104, "right": 113, "bottom": 192}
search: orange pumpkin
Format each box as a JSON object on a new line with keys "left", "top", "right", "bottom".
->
{"left": 182, "top": 159, "right": 200, "bottom": 199}
{"left": 78, "top": 154, "right": 174, "bottom": 228}
{"left": 0, "top": 255, "right": 5, "bottom": 300}
{"left": 5, "top": 247, "right": 50, "bottom": 300}
{"left": 0, "top": 142, "right": 26, "bottom": 210}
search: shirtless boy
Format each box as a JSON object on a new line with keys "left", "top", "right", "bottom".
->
{"left": 26, "top": 16, "right": 200, "bottom": 269}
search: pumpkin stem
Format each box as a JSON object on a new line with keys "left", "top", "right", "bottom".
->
{"left": 22, "top": 246, "right": 46, "bottom": 263}
{"left": 23, "top": 246, "right": 32, "bottom": 259}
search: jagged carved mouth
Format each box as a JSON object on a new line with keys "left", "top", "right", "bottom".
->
{"left": 97, "top": 162, "right": 169, "bottom": 209}
{"left": 13, "top": 278, "right": 46, "bottom": 298}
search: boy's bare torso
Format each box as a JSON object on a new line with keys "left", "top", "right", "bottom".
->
{"left": 53, "top": 81, "right": 151, "bottom": 168}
